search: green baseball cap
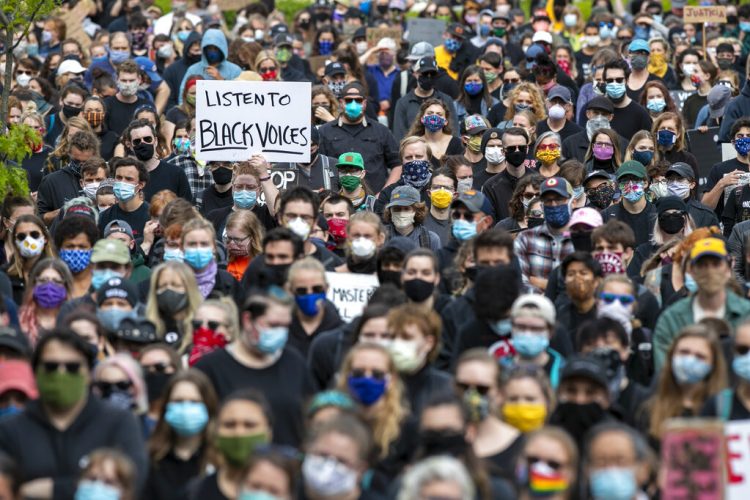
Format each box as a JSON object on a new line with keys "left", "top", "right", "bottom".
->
{"left": 616, "top": 160, "right": 647, "bottom": 180}
{"left": 336, "top": 152, "right": 365, "bottom": 170}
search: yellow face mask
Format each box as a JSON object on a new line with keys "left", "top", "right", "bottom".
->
{"left": 648, "top": 52, "right": 668, "bottom": 77}
{"left": 502, "top": 402, "right": 547, "bottom": 433}
{"left": 536, "top": 148, "right": 561, "bottom": 165}
{"left": 430, "top": 188, "right": 453, "bottom": 209}
{"left": 467, "top": 135, "right": 483, "bottom": 153}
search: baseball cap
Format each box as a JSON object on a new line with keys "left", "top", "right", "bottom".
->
{"left": 57, "top": 59, "right": 86, "bottom": 75}
{"left": 324, "top": 61, "right": 347, "bottom": 78}
{"left": 0, "top": 360, "right": 37, "bottom": 399}
{"left": 388, "top": 0, "right": 406, "bottom": 10}
{"left": 64, "top": 203, "right": 97, "bottom": 221}
{"left": 525, "top": 43, "right": 546, "bottom": 60}
{"left": 116, "top": 317, "right": 158, "bottom": 344}
{"left": 587, "top": 96, "right": 615, "bottom": 114}
{"left": 0, "top": 327, "right": 30, "bottom": 357}
{"left": 655, "top": 195, "right": 687, "bottom": 215}
{"left": 97, "top": 277, "right": 139, "bottom": 307}
{"left": 547, "top": 85, "right": 572, "bottom": 103}
{"left": 560, "top": 356, "right": 609, "bottom": 392}
{"left": 540, "top": 177, "right": 572, "bottom": 198}
{"left": 615, "top": 160, "right": 647, "bottom": 180}
{"left": 708, "top": 84, "right": 732, "bottom": 120}
{"left": 387, "top": 185, "right": 421, "bottom": 209}
{"left": 628, "top": 39, "right": 650, "bottom": 53}
{"left": 270, "top": 24, "right": 289, "bottom": 37}
{"left": 584, "top": 170, "right": 613, "bottom": 184}
{"left": 666, "top": 162, "right": 694, "bottom": 180}
{"left": 352, "top": 26, "right": 367, "bottom": 41}
{"left": 690, "top": 237, "right": 728, "bottom": 264}
{"left": 463, "top": 114, "right": 489, "bottom": 135}
{"left": 407, "top": 41, "right": 434, "bottom": 61}
{"left": 447, "top": 22, "right": 467, "bottom": 39}
{"left": 532, "top": 31, "right": 553, "bottom": 45}
{"left": 336, "top": 152, "right": 365, "bottom": 170}
{"left": 510, "top": 294, "right": 556, "bottom": 326}
{"left": 384, "top": 236, "right": 418, "bottom": 253}
{"left": 341, "top": 82, "right": 366, "bottom": 98}
{"left": 414, "top": 56, "right": 438, "bottom": 74}
{"left": 569, "top": 207, "right": 604, "bottom": 229}
{"left": 450, "top": 189, "right": 491, "bottom": 214}
{"left": 134, "top": 56, "right": 163, "bottom": 84}
{"left": 376, "top": 37, "right": 397, "bottom": 51}
{"left": 91, "top": 239, "right": 131, "bottom": 265}
{"left": 273, "top": 33, "right": 294, "bottom": 47}
{"left": 103, "top": 220, "right": 134, "bottom": 240}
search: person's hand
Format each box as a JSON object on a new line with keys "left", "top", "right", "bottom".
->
{"left": 698, "top": 126, "right": 708, "bottom": 133}
{"left": 314, "top": 106, "right": 335, "bottom": 122}
{"left": 719, "top": 169, "right": 745, "bottom": 189}
{"left": 639, "top": 17, "right": 653, "bottom": 25}
{"left": 205, "top": 66, "right": 223, "bottom": 80}
{"left": 143, "top": 220, "right": 159, "bottom": 245}
{"left": 379, "top": 100, "right": 390, "bottom": 112}
{"left": 249, "top": 154, "right": 271, "bottom": 177}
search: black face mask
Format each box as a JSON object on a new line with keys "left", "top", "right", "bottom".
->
{"left": 658, "top": 212, "right": 685, "bottom": 235}
{"left": 261, "top": 263, "right": 291, "bottom": 288}
{"left": 527, "top": 216, "right": 545, "bottom": 228}
{"left": 419, "top": 429, "right": 468, "bottom": 458}
{"left": 62, "top": 104, "right": 81, "bottom": 119}
{"left": 505, "top": 148, "right": 527, "bottom": 167}
{"left": 211, "top": 166, "right": 233, "bottom": 185}
{"left": 417, "top": 75, "right": 434, "bottom": 91}
{"left": 133, "top": 142, "right": 155, "bottom": 161}
{"left": 376, "top": 4, "right": 388, "bottom": 14}
{"left": 144, "top": 371, "right": 170, "bottom": 403}
{"left": 186, "top": 52, "right": 201, "bottom": 65}
{"left": 348, "top": 254, "right": 378, "bottom": 274}
{"left": 403, "top": 278, "right": 435, "bottom": 302}
{"left": 570, "top": 230, "right": 593, "bottom": 252}
{"left": 157, "top": 289, "right": 188, "bottom": 315}
{"left": 377, "top": 269, "right": 402, "bottom": 287}
{"left": 548, "top": 402, "right": 607, "bottom": 444}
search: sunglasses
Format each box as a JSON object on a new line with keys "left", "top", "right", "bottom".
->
{"left": 95, "top": 380, "right": 133, "bottom": 392}
{"left": 16, "top": 70, "right": 33, "bottom": 75}
{"left": 16, "top": 231, "right": 41, "bottom": 241}
{"left": 599, "top": 22, "right": 614, "bottom": 29}
{"left": 451, "top": 210, "right": 475, "bottom": 222}
{"left": 191, "top": 319, "right": 226, "bottom": 331}
{"left": 605, "top": 77, "right": 625, "bottom": 84}
{"left": 599, "top": 292, "right": 635, "bottom": 305}
{"left": 522, "top": 192, "right": 537, "bottom": 200}
{"left": 41, "top": 361, "right": 82, "bottom": 374}
{"left": 132, "top": 136, "right": 155, "bottom": 146}
{"left": 456, "top": 382, "right": 491, "bottom": 396}
{"left": 141, "top": 362, "right": 172, "bottom": 374}
{"left": 343, "top": 97, "right": 365, "bottom": 104}
{"left": 527, "top": 456, "right": 564, "bottom": 471}
{"left": 259, "top": 66, "right": 277, "bottom": 72}
{"left": 295, "top": 285, "right": 326, "bottom": 295}
{"left": 505, "top": 145, "right": 527, "bottom": 153}
{"left": 350, "top": 369, "right": 387, "bottom": 380}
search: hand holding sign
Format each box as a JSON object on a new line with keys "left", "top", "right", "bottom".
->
{"left": 248, "top": 154, "right": 271, "bottom": 178}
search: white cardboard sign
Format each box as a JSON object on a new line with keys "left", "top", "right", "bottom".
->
{"left": 325, "top": 272, "right": 379, "bottom": 322}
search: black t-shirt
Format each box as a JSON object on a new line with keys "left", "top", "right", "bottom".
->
{"left": 706, "top": 158, "right": 750, "bottom": 216}
{"left": 98, "top": 130, "right": 119, "bottom": 160}
{"left": 195, "top": 347, "right": 313, "bottom": 446}
{"left": 98, "top": 202, "right": 150, "bottom": 239}
{"left": 22, "top": 147, "right": 51, "bottom": 192}
{"left": 701, "top": 390, "right": 750, "bottom": 420}
{"left": 206, "top": 204, "right": 276, "bottom": 235}
{"left": 145, "top": 449, "right": 203, "bottom": 500}
{"left": 474, "top": 168, "right": 500, "bottom": 191}
{"left": 199, "top": 185, "right": 233, "bottom": 215}
{"left": 144, "top": 161, "right": 193, "bottom": 203}
{"left": 611, "top": 100, "right": 653, "bottom": 141}
{"left": 535, "top": 119, "right": 583, "bottom": 143}
{"left": 682, "top": 92, "right": 708, "bottom": 129}
{"left": 468, "top": 156, "right": 488, "bottom": 189}
{"left": 287, "top": 301, "right": 343, "bottom": 358}
{"left": 165, "top": 106, "right": 189, "bottom": 125}
{"left": 104, "top": 95, "right": 152, "bottom": 136}
{"left": 483, "top": 168, "right": 532, "bottom": 221}
{"left": 188, "top": 473, "right": 226, "bottom": 500}
{"left": 601, "top": 202, "right": 657, "bottom": 247}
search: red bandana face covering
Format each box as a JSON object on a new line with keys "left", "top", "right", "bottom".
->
{"left": 188, "top": 327, "right": 228, "bottom": 366}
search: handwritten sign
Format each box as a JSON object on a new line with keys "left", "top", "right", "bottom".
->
{"left": 325, "top": 272, "right": 379, "bottom": 322}
{"left": 726, "top": 420, "right": 750, "bottom": 499}
{"left": 660, "top": 418, "right": 725, "bottom": 500}
{"left": 406, "top": 19, "right": 446, "bottom": 49}
{"left": 684, "top": 6, "right": 727, "bottom": 24}
{"left": 216, "top": 0, "right": 250, "bottom": 10}
{"left": 195, "top": 80, "right": 311, "bottom": 163}
{"left": 366, "top": 27, "right": 403, "bottom": 48}
{"left": 59, "top": 0, "right": 95, "bottom": 51}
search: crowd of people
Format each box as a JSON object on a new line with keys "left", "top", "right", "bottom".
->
{"left": 0, "top": 0, "right": 749, "bottom": 498}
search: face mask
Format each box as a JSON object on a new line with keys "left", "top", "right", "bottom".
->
{"left": 26, "top": 44, "right": 39, "bottom": 58}
{"left": 75, "top": 480, "right": 121, "bottom": 500}
{"left": 91, "top": 269, "right": 123, "bottom": 291}
{"left": 586, "top": 116, "right": 610, "bottom": 141}
{"left": 16, "top": 234, "right": 45, "bottom": 258}
{"left": 344, "top": 100, "right": 363, "bottom": 120}
{"left": 506, "top": 148, "right": 527, "bottom": 167}
{"left": 211, "top": 166, "right": 233, "bottom": 185}
{"left": 286, "top": 217, "right": 311, "bottom": 240}
{"left": 419, "top": 428, "right": 468, "bottom": 458}
{"left": 422, "top": 114, "right": 446, "bottom": 132}
{"left": 163, "top": 248, "right": 184, "bottom": 263}
{"left": 157, "top": 44, "right": 174, "bottom": 59}
{"left": 590, "top": 467, "right": 638, "bottom": 500}
{"left": 657, "top": 129, "right": 676, "bottom": 148}
{"left": 83, "top": 110, "right": 104, "bottom": 129}
{"left": 157, "top": 289, "right": 188, "bottom": 315}
{"left": 491, "top": 317, "right": 513, "bottom": 336}
{"left": 97, "top": 307, "right": 135, "bottom": 332}
{"left": 402, "top": 160, "right": 432, "bottom": 188}
{"left": 62, "top": 104, "right": 82, "bottom": 119}
{"left": 260, "top": 69, "right": 278, "bottom": 81}
{"left": 233, "top": 190, "right": 258, "bottom": 209}
{"left": 101, "top": 386, "right": 135, "bottom": 410}
{"left": 174, "top": 138, "right": 191, "bottom": 154}
{"left": 467, "top": 135, "right": 483, "bottom": 153}
{"left": 464, "top": 387, "right": 490, "bottom": 422}
{"left": 512, "top": 332, "right": 549, "bottom": 358}
{"left": 33, "top": 282, "right": 67, "bottom": 309}
{"left": 587, "top": 183, "right": 615, "bottom": 209}
{"left": 275, "top": 47, "right": 291, "bottom": 63}
{"left": 347, "top": 374, "right": 386, "bottom": 405}
{"left": 457, "top": 177, "right": 473, "bottom": 193}
{"left": 647, "top": 98, "right": 666, "bottom": 113}
{"left": 351, "top": 237, "right": 376, "bottom": 258}
{"left": 239, "top": 490, "right": 281, "bottom": 500}
{"left": 672, "top": 354, "right": 711, "bottom": 384}
{"left": 593, "top": 143, "right": 614, "bottom": 161}
{"left": 216, "top": 432, "right": 269, "bottom": 466}
{"left": 514, "top": 102, "right": 531, "bottom": 113}
{"left": 59, "top": 249, "right": 92, "bottom": 274}
{"left": 718, "top": 58, "right": 734, "bottom": 70}
{"left": 484, "top": 69, "right": 497, "bottom": 84}
{"left": 543, "top": 203, "right": 570, "bottom": 228}
{"left": 464, "top": 81, "right": 483, "bottom": 96}
{"left": 16, "top": 73, "right": 31, "bottom": 87}
{"left": 328, "top": 81, "right": 346, "bottom": 97}
{"left": 339, "top": 173, "right": 362, "bottom": 192}
{"left": 389, "top": 338, "right": 426, "bottom": 373}
{"left": 113, "top": 181, "right": 137, "bottom": 202}
{"left": 619, "top": 181, "right": 645, "bottom": 203}
{"left": 36, "top": 369, "right": 87, "bottom": 410}
{"left": 318, "top": 40, "right": 334, "bottom": 55}
{"left": 606, "top": 82, "right": 626, "bottom": 100}
{"left": 302, "top": 455, "right": 358, "bottom": 498}
{"left": 735, "top": 137, "right": 750, "bottom": 156}
{"left": 378, "top": 52, "right": 394, "bottom": 69}
{"left": 391, "top": 211, "right": 415, "bottom": 229}
{"left": 355, "top": 40, "right": 369, "bottom": 54}
{"left": 549, "top": 401, "right": 606, "bottom": 443}
{"left": 110, "top": 50, "right": 130, "bottom": 64}
{"left": 583, "top": 35, "right": 601, "bottom": 47}
{"left": 630, "top": 53, "right": 649, "bottom": 71}
{"left": 485, "top": 146, "right": 505, "bottom": 164}
{"left": 548, "top": 104, "right": 566, "bottom": 121}
{"left": 0, "top": 405, "right": 22, "bottom": 418}
{"left": 682, "top": 63, "right": 696, "bottom": 76}
{"left": 295, "top": 292, "right": 326, "bottom": 316}
{"left": 144, "top": 372, "right": 170, "bottom": 403}
{"left": 632, "top": 150, "right": 653, "bottom": 166}
{"left": 205, "top": 49, "right": 223, "bottom": 63}
{"left": 251, "top": 324, "right": 288, "bottom": 354}
{"left": 165, "top": 401, "right": 209, "bottom": 436}
{"left": 562, "top": 13, "right": 577, "bottom": 27}
{"left": 502, "top": 402, "right": 546, "bottom": 432}
{"left": 452, "top": 219, "right": 477, "bottom": 241}
{"left": 133, "top": 142, "right": 155, "bottom": 161}
{"left": 117, "top": 80, "right": 139, "bottom": 97}
{"left": 666, "top": 180, "right": 691, "bottom": 200}
{"left": 444, "top": 38, "right": 461, "bottom": 53}
{"left": 430, "top": 188, "right": 452, "bottom": 209}
{"left": 184, "top": 247, "right": 214, "bottom": 270}
{"left": 536, "top": 148, "right": 560, "bottom": 165}
{"left": 403, "top": 278, "right": 435, "bottom": 303}
{"left": 733, "top": 352, "right": 750, "bottom": 382}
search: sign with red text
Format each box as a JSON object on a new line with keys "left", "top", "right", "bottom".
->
{"left": 726, "top": 420, "right": 750, "bottom": 499}
{"left": 684, "top": 6, "right": 727, "bottom": 24}
{"left": 195, "top": 80, "right": 311, "bottom": 163}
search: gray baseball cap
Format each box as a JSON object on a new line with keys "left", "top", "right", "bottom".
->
{"left": 407, "top": 41, "right": 435, "bottom": 61}
{"left": 386, "top": 185, "right": 421, "bottom": 208}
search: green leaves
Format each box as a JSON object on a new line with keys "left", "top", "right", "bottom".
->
{"left": 0, "top": 124, "right": 35, "bottom": 197}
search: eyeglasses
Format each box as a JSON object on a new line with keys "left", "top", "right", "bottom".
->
{"left": 295, "top": 285, "right": 326, "bottom": 295}
{"left": 41, "top": 361, "right": 82, "bottom": 374}
{"left": 191, "top": 319, "right": 227, "bottom": 330}
{"left": 599, "top": 292, "right": 635, "bottom": 305}
{"left": 593, "top": 142, "right": 613, "bottom": 148}
{"left": 95, "top": 380, "right": 133, "bottom": 392}
{"left": 141, "top": 361, "right": 172, "bottom": 373}
{"left": 224, "top": 235, "right": 250, "bottom": 245}
{"left": 16, "top": 231, "right": 41, "bottom": 241}
{"left": 505, "top": 145, "right": 527, "bottom": 153}
{"left": 350, "top": 369, "right": 387, "bottom": 380}
{"left": 37, "top": 277, "right": 64, "bottom": 285}
{"left": 455, "top": 382, "right": 491, "bottom": 396}
{"left": 536, "top": 144, "right": 559, "bottom": 151}
{"left": 451, "top": 210, "right": 475, "bottom": 222}
{"left": 605, "top": 77, "right": 625, "bottom": 84}
{"left": 132, "top": 136, "right": 154, "bottom": 146}
{"left": 527, "top": 456, "right": 565, "bottom": 471}
{"left": 736, "top": 345, "right": 750, "bottom": 356}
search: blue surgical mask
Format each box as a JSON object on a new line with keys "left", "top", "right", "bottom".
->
{"left": 75, "top": 480, "right": 121, "bottom": 500}
{"left": 256, "top": 326, "right": 288, "bottom": 354}
{"left": 295, "top": 292, "right": 326, "bottom": 316}
{"left": 512, "top": 332, "right": 549, "bottom": 358}
{"left": 164, "top": 401, "right": 209, "bottom": 436}
{"left": 163, "top": 248, "right": 184, "bottom": 262}
{"left": 109, "top": 50, "right": 130, "bottom": 64}
{"left": 91, "top": 269, "right": 124, "bottom": 291}
{"left": 452, "top": 219, "right": 477, "bottom": 241}
{"left": 184, "top": 247, "right": 214, "bottom": 270}
{"left": 590, "top": 467, "right": 637, "bottom": 500}
{"left": 344, "top": 100, "right": 363, "bottom": 120}
{"left": 733, "top": 352, "right": 750, "bottom": 382}
{"left": 347, "top": 375, "right": 386, "bottom": 406}
{"left": 605, "top": 82, "right": 626, "bottom": 99}
{"left": 543, "top": 203, "right": 570, "bottom": 228}
{"left": 97, "top": 307, "right": 136, "bottom": 333}
{"left": 238, "top": 491, "right": 281, "bottom": 500}
{"left": 647, "top": 98, "right": 666, "bottom": 113}
{"left": 672, "top": 354, "right": 712, "bottom": 385}
{"left": 177, "top": 31, "right": 190, "bottom": 42}
{"left": 113, "top": 181, "right": 136, "bottom": 202}
{"left": 233, "top": 190, "right": 258, "bottom": 209}
{"left": 685, "top": 273, "right": 698, "bottom": 293}
{"left": 490, "top": 318, "right": 512, "bottom": 336}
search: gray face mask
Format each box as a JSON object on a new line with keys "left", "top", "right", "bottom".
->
{"left": 586, "top": 116, "right": 610, "bottom": 141}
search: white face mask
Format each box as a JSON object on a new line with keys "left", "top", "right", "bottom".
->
{"left": 351, "top": 237, "right": 376, "bottom": 258}
{"left": 682, "top": 63, "right": 696, "bottom": 76}
{"left": 286, "top": 217, "right": 311, "bottom": 240}
{"left": 391, "top": 211, "right": 415, "bottom": 229}
{"left": 355, "top": 41, "right": 369, "bottom": 55}
{"left": 302, "top": 455, "right": 358, "bottom": 498}
{"left": 389, "top": 338, "right": 426, "bottom": 373}
{"left": 83, "top": 182, "right": 100, "bottom": 199}
{"left": 16, "top": 73, "right": 31, "bottom": 87}
{"left": 15, "top": 235, "right": 45, "bottom": 258}
{"left": 485, "top": 146, "right": 505, "bottom": 164}
{"left": 457, "top": 177, "right": 473, "bottom": 193}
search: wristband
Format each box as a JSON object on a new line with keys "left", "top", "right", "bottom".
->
{"left": 259, "top": 175, "right": 271, "bottom": 182}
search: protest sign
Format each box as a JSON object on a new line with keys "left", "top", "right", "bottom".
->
{"left": 406, "top": 18, "right": 446, "bottom": 49}
{"left": 726, "top": 420, "right": 750, "bottom": 499}
{"left": 325, "top": 272, "right": 379, "bottom": 322}
{"left": 686, "top": 127, "right": 721, "bottom": 188}
{"left": 195, "top": 80, "right": 311, "bottom": 163}
{"left": 366, "top": 27, "right": 403, "bottom": 47}
{"left": 59, "top": 0, "right": 95, "bottom": 51}
{"left": 660, "top": 418, "right": 725, "bottom": 500}
{"left": 684, "top": 6, "right": 727, "bottom": 23}
{"left": 216, "top": 0, "right": 249, "bottom": 10}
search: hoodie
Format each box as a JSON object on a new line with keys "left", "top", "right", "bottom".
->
{"left": 178, "top": 29, "right": 242, "bottom": 104}
{"left": 720, "top": 80, "right": 750, "bottom": 143}
{"left": 163, "top": 31, "right": 203, "bottom": 111}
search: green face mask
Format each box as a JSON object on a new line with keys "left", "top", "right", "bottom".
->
{"left": 340, "top": 174, "right": 362, "bottom": 192}
{"left": 436, "top": 14, "right": 451, "bottom": 22}
{"left": 484, "top": 70, "right": 498, "bottom": 84}
{"left": 276, "top": 48, "right": 291, "bottom": 63}
{"left": 36, "top": 370, "right": 87, "bottom": 410}
{"left": 216, "top": 432, "right": 269, "bottom": 467}
{"left": 186, "top": 94, "right": 196, "bottom": 106}
{"left": 493, "top": 27, "right": 507, "bottom": 37}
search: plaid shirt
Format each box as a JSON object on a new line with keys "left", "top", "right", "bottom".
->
{"left": 167, "top": 154, "right": 213, "bottom": 206}
{"left": 514, "top": 223, "right": 574, "bottom": 287}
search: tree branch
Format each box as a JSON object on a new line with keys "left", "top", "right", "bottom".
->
{"left": 12, "top": 0, "right": 51, "bottom": 51}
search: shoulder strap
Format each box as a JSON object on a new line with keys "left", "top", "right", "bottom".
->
{"left": 717, "top": 388, "right": 734, "bottom": 421}
{"left": 418, "top": 226, "right": 430, "bottom": 249}
{"left": 400, "top": 71, "right": 408, "bottom": 97}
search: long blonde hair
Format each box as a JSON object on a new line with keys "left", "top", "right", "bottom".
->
{"left": 6, "top": 214, "right": 55, "bottom": 279}
{"left": 49, "top": 115, "right": 93, "bottom": 163}
{"left": 337, "top": 343, "right": 408, "bottom": 459}
{"left": 646, "top": 325, "right": 728, "bottom": 438}
{"left": 504, "top": 82, "right": 546, "bottom": 122}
